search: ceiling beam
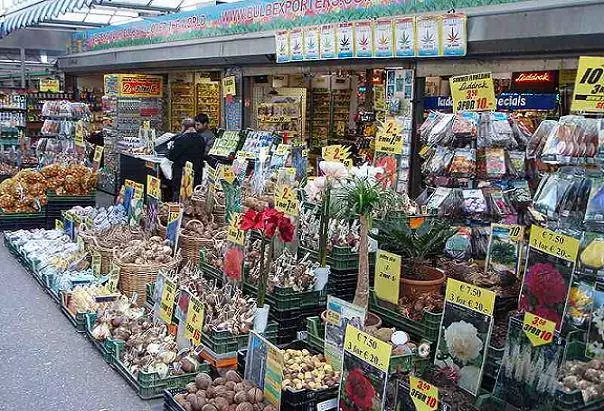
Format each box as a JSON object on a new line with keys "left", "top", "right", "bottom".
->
{"left": 93, "top": 1, "right": 178, "bottom": 13}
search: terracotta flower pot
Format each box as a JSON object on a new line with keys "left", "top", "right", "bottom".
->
{"left": 320, "top": 310, "right": 382, "bottom": 328}
{"left": 400, "top": 265, "right": 446, "bottom": 297}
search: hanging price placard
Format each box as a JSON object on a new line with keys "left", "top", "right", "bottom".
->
{"left": 343, "top": 325, "right": 392, "bottom": 373}
{"left": 92, "top": 145, "right": 104, "bottom": 171}
{"left": 409, "top": 376, "right": 439, "bottom": 411}
{"left": 322, "top": 145, "right": 350, "bottom": 162}
{"left": 184, "top": 294, "right": 205, "bottom": 346}
{"left": 529, "top": 225, "right": 580, "bottom": 263}
{"left": 571, "top": 56, "right": 604, "bottom": 113}
{"left": 217, "top": 164, "right": 236, "bottom": 184}
{"left": 227, "top": 212, "right": 245, "bottom": 246}
{"left": 159, "top": 276, "right": 177, "bottom": 324}
{"left": 523, "top": 312, "right": 555, "bottom": 347}
{"left": 450, "top": 72, "right": 496, "bottom": 112}
{"left": 222, "top": 76, "right": 236, "bottom": 96}
{"left": 445, "top": 278, "right": 496, "bottom": 316}
{"left": 374, "top": 250, "right": 401, "bottom": 304}
{"left": 274, "top": 185, "right": 299, "bottom": 216}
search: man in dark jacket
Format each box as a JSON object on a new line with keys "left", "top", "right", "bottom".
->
{"left": 167, "top": 118, "right": 205, "bottom": 201}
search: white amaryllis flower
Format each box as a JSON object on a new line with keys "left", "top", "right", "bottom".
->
{"left": 319, "top": 161, "right": 348, "bottom": 179}
{"left": 349, "top": 163, "right": 384, "bottom": 183}
{"left": 458, "top": 365, "right": 481, "bottom": 393}
{"left": 444, "top": 320, "right": 483, "bottom": 363}
{"left": 304, "top": 176, "right": 326, "bottom": 203}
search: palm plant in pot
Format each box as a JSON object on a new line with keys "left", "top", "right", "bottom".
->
{"left": 372, "top": 217, "right": 455, "bottom": 298}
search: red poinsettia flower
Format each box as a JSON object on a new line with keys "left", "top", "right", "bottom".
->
{"left": 344, "top": 368, "right": 376, "bottom": 409}
{"left": 240, "top": 209, "right": 262, "bottom": 231}
{"left": 223, "top": 247, "right": 244, "bottom": 281}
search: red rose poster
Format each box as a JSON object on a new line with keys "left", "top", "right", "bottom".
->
{"left": 520, "top": 225, "right": 580, "bottom": 330}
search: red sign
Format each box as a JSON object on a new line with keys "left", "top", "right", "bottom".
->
{"left": 511, "top": 71, "right": 557, "bottom": 92}
{"left": 120, "top": 75, "right": 163, "bottom": 97}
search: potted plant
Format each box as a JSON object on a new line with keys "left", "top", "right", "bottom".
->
{"left": 304, "top": 161, "right": 349, "bottom": 290}
{"left": 372, "top": 218, "right": 455, "bottom": 298}
{"left": 239, "top": 206, "right": 295, "bottom": 332}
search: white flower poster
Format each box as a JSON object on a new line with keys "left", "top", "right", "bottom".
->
{"left": 416, "top": 15, "right": 440, "bottom": 57}
{"left": 289, "top": 28, "right": 304, "bottom": 61}
{"left": 303, "top": 26, "right": 320, "bottom": 60}
{"left": 354, "top": 21, "right": 373, "bottom": 58}
{"left": 441, "top": 13, "right": 467, "bottom": 56}
{"left": 336, "top": 22, "right": 354, "bottom": 59}
{"left": 393, "top": 17, "right": 415, "bottom": 57}
{"left": 374, "top": 19, "right": 394, "bottom": 58}
{"left": 320, "top": 24, "right": 336, "bottom": 59}
{"left": 587, "top": 282, "right": 604, "bottom": 358}
{"left": 275, "top": 31, "right": 290, "bottom": 63}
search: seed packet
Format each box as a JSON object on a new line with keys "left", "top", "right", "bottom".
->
{"left": 507, "top": 150, "right": 526, "bottom": 179}
{"left": 427, "top": 113, "right": 454, "bottom": 146}
{"left": 452, "top": 111, "right": 479, "bottom": 136}
{"left": 532, "top": 172, "right": 574, "bottom": 219}
{"left": 510, "top": 115, "right": 533, "bottom": 149}
{"left": 422, "top": 146, "right": 453, "bottom": 176}
{"left": 425, "top": 187, "right": 459, "bottom": 216}
{"left": 508, "top": 180, "right": 532, "bottom": 206}
{"left": 444, "top": 226, "right": 473, "bottom": 260}
{"left": 565, "top": 281, "right": 596, "bottom": 329}
{"left": 472, "top": 226, "right": 491, "bottom": 259}
{"left": 462, "top": 189, "right": 487, "bottom": 215}
{"left": 583, "top": 175, "right": 604, "bottom": 231}
{"left": 449, "top": 148, "right": 476, "bottom": 178}
{"left": 419, "top": 111, "right": 446, "bottom": 141}
{"left": 494, "top": 316, "right": 565, "bottom": 410}
{"left": 491, "top": 112, "right": 516, "bottom": 148}
{"left": 484, "top": 148, "right": 506, "bottom": 179}
{"left": 577, "top": 232, "right": 604, "bottom": 282}
{"left": 526, "top": 120, "right": 558, "bottom": 159}
{"left": 486, "top": 189, "right": 515, "bottom": 220}
{"left": 586, "top": 282, "right": 604, "bottom": 358}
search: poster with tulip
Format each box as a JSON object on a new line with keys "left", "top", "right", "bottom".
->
{"left": 441, "top": 13, "right": 467, "bottom": 56}
{"left": 337, "top": 23, "right": 354, "bottom": 59}
{"left": 353, "top": 21, "right": 373, "bottom": 58}
{"left": 339, "top": 325, "right": 391, "bottom": 411}
{"left": 416, "top": 15, "right": 440, "bottom": 57}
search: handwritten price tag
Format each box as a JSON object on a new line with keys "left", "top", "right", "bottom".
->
{"left": 409, "top": 376, "right": 439, "bottom": 411}
{"left": 55, "top": 219, "right": 64, "bottom": 231}
{"left": 344, "top": 325, "right": 392, "bottom": 373}
{"left": 159, "top": 276, "right": 177, "bottom": 324}
{"left": 374, "top": 250, "right": 401, "bottom": 304}
{"left": 446, "top": 278, "right": 496, "bottom": 316}
{"left": 322, "top": 145, "right": 350, "bottom": 162}
{"left": 91, "top": 252, "right": 101, "bottom": 276}
{"left": 218, "top": 164, "right": 236, "bottom": 184}
{"left": 274, "top": 144, "right": 291, "bottom": 156}
{"left": 185, "top": 295, "right": 205, "bottom": 346}
{"left": 227, "top": 213, "right": 245, "bottom": 246}
{"left": 450, "top": 72, "right": 496, "bottom": 112}
{"left": 523, "top": 312, "right": 555, "bottom": 347}
{"left": 529, "top": 225, "right": 579, "bottom": 263}
{"left": 325, "top": 309, "right": 341, "bottom": 326}
{"left": 274, "top": 185, "right": 299, "bottom": 216}
{"left": 375, "top": 120, "right": 403, "bottom": 155}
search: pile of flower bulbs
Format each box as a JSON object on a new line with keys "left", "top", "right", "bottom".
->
{"left": 559, "top": 358, "right": 604, "bottom": 402}
{"left": 299, "top": 209, "right": 361, "bottom": 251}
{"left": 65, "top": 204, "right": 127, "bottom": 229}
{"left": 66, "top": 284, "right": 115, "bottom": 314}
{"left": 6, "top": 228, "right": 80, "bottom": 270}
{"left": 246, "top": 239, "right": 317, "bottom": 292}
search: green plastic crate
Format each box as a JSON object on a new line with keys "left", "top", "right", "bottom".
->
{"left": 369, "top": 291, "right": 442, "bottom": 342}
{"left": 108, "top": 339, "right": 210, "bottom": 400}
{"left": 199, "top": 259, "right": 224, "bottom": 284}
{"left": 83, "top": 312, "right": 115, "bottom": 363}
{"left": 201, "top": 322, "right": 278, "bottom": 355}
{"left": 59, "top": 291, "right": 88, "bottom": 333}
{"left": 242, "top": 280, "right": 327, "bottom": 311}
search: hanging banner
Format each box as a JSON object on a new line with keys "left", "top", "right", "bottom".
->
{"left": 336, "top": 22, "right": 354, "bottom": 59}
{"left": 275, "top": 31, "right": 290, "bottom": 63}
{"left": 354, "top": 21, "right": 373, "bottom": 58}
{"left": 416, "top": 15, "right": 440, "bottom": 57}
{"left": 104, "top": 74, "right": 163, "bottom": 97}
{"left": 289, "top": 28, "right": 304, "bottom": 61}
{"left": 571, "top": 56, "right": 604, "bottom": 113}
{"left": 303, "top": 26, "right": 320, "bottom": 60}
{"left": 222, "top": 76, "right": 236, "bottom": 97}
{"left": 39, "top": 78, "right": 60, "bottom": 93}
{"left": 450, "top": 72, "right": 497, "bottom": 112}
{"left": 320, "top": 24, "right": 336, "bottom": 59}
{"left": 394, "top": 17, "right": 415, "bottom": 57}
{"left": 374, "top": 19, "right": 394, "bottom": 58}
{"left": 441, "top": 13, "right": 467, "bottom": 56}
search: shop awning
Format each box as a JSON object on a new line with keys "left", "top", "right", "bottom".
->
{"left": 2, "top": 0, "right": 93, "bottom": 35}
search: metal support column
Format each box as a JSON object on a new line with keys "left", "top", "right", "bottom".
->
{"left": 20, "top": 48, "right": 26, "bottom": 88}
{"left": 409, "top": 75, "right": 425, "bottom": 199}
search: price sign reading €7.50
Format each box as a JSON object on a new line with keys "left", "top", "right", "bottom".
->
{"left": 185, "top": 294, "right": 205, "bottom": 346}
{"left": 374, "top": 119, "right": 403, "bottom": 155}
{"left": 409, "top": 376, "right": 439, "bottom": 411}
{"left": 523, "top": 312, "right": 556, "bottom": 347}
{"left": 446, "top": 278, "right": 496, "bottom": 317}
{"left": 344, "top": 325, "right": 392, "bottom": 373}
{"left": 529, "top": 225, "right": 580, "bottom": 263}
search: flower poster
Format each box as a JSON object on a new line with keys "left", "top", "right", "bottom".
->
{"left": 275, "top": 31, "right": 290, "bottom": 63}
{"left": 324, "top": 296, "right": 366, "bottom": 371}
{"left": 441, "top": 13, "right": 467, "bottom": 56}
{"left": 520, "top": 225, "right": 580, "bottom": 331}
{"left": 494, "top": 316, "right": 565, "bottom": 410}
{"left": 416, "top": 15, "right": 440, "bottom": 57}
{"left": 354, "top": 21, "right": 373, "bottom": 58}
{"left": 586, "top": 282, "right": 604, "bottom": 358}
{"left": 337, "top": 23, "right": 354, "bottom": 59}
{"left": 339, "top": 325, "right": 392, "bottom": 411}
{"left": 303, "top": 26, "right": 320, "bottom": 60}
{"left": 289, "top": 28, "right": 304, "bottom": 61}
{"left": 374, "top": 19, "right": 394, "bottom": 58}
{"left": 435, "top": 278, "right": 495, "bottom": 395}
{"left": 320, "top": 24, "right": 336, "bottom": 59}
{"left": 393, "top": 17, "right": 415, "bottom": 57}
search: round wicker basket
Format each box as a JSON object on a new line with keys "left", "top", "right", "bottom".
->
{"left": 179, "top": 219, "right": 215, "bottom": 266}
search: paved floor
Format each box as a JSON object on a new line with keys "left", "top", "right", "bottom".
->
{"left": 0, "top": 243, "right": 162, "bottom": 411}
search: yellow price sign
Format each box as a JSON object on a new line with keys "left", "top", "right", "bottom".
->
{"left": 106, "top": 266, "right": 120, "bottom": 293}
{"left": 343, "top": 325, "right": 392, "bottom": 373}
{"left": 374, "top": 250, "right": 401, "bottom": 305}
{"left": 409, "top": 376, "right": 439, "bottom": 411}
{"left": 375, "top": 119, "right": 403, "bottom": 155}
{"left": 92, "top": 145, "right": 104, "bottom": 171}
{"left": 571, "top": 56, "right": 604, "bottom": 113}
{"left": 222, "top": 76, "right": 236, "bottom": 96}
{"left": 184, "top": 295, "right": 205, "bottom": 346}
{"left": 301, "top": 149, "right": 308, "bottom": 158}
{"left": 523, "top": 312, "right": 556, "bottom": 347}
{"left": 180, "top": 161, "right": 194, "bottom": 200}
{"left": 55, "top": 219, "right": 64, "bottom": 231}
{"left": 322, "top": 144, "right": 350, "bottom": 162}
{"left": 227, "top": 213, "right": 245, "bottom": 246}
{"left": 446, "top": 278, "right": 496, "bottom": 316}
{"left": 133, "top": 182, "right": 144, "bottom": 200}
{"left": 274, "top": 185, "right": 299, "bottom": 217}
{"left": 159, "top": 276, "right": 178, "bottom": 324}
{"left": 274, "top": 144, "right": 291, "bottom": 156}
{"left": 326, "top": 309, "right": 341, "bottom": 326}
{"left": 450, "top": 72, "right": 496, "bottom": 112}
{"left": 146, "top": 175, "right": 161, "bottom": 200}
{"left": 529, "top": 225, "right": 579, "bottom": 263}
{"left": 40, "top": 78, "right": 60, "bottom": 93}
{"left": 218, "top": 165, "right": 236, "bottom": 184}
{"left": 263, "top": 344, "right": 284, "bottom": 407}
{"left": 91, "top": 252, "right": 102, "bottom": 276}
{"left": 167, "top": 204, "right": 181, "bottom": 225}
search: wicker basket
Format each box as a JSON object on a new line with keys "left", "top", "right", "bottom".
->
{"left": 87, "top": 226, "right": 145, "bottom": 275}
{"left": 115, "top": 252, "right": 181, "bottom": 306}
{"left": 191, "top": 185, "right": 206, "bottom": 216}
{"left": 179, "top": 219, "right": 215, "bottom": 266}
